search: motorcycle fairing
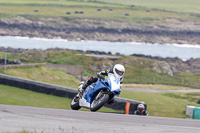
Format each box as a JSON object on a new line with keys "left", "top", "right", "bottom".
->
{"left": 83, "top": 79, "right": 107, "bottom": 104}
{"left": 79, "top": 74, "right": 121, "bottom": 108}
{"left": 104, "top": 74, "right": 121, "bottom": 95}
{"left": 79, "top": 96, "right": 90, "bottom": 108}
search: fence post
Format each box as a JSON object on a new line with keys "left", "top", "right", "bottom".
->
{"left": 182, "top": 79, "right": 184, "bottom": 86}
{"left": 168, "top": 77, "right": 171, "bottom": 85}
{"left": 4, "top": 52, "right": 7, "bottom": 74}
{"left": 188, "top": 81, "right": 191, "bottom": 87}
{"left": 153, "top": 77, "right": 156, "bottom": 84}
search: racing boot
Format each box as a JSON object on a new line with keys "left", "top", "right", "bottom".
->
{"left": 78, "top": 81, "right": 88, "bottom": 98}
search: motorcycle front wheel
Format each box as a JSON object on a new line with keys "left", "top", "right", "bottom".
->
{"left": 71, "top": 94, "right": 81, "bottom": 110}
{"left": 90, "top": 91, "right": 109, "bottom": 112}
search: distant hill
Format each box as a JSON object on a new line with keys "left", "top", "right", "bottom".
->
{"left": 0, "top": 0, "right": 200, "bottom": 44}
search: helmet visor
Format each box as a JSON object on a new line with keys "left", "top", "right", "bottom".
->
{"left": 138, "top": 107, "right": 143, "bottom": 111}
{"left": 115, "top": 68, "right": 124, "bottom": 76}
{"left": 138, "top": 104, "right": 144, "bottom": 111}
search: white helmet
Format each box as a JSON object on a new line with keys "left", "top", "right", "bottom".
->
{"left": 113, "top": 64, "right": 125, "bottom": 79}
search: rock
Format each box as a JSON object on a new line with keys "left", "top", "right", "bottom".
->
{"left": 131, "top": 54, "right": 200, "bottom": 74}
{"left": 19, "top": 49, "right": 48, "bottom": 61}
{"left": 1, "top": 16, "right": 200, "bottom": 45}
{"left": 0, "top": 59, "right": 21, "bottom": 65}
{"left": 0, "top": 47, "right": 25, "bottom": 53}
{"left": 86, "top": 50, "right": 107, "bottom": 55}
{"left": 152, "top": 61, "right": 174, "bottom": 76}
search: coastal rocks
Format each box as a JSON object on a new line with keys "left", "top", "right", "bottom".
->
{"left": 0, "top": 47, "right": 25, "bottom": 53}
{"left": 19, "top": 50, "right": 48, "bottom": 61}
{"left": 1, "top": 16, "right": 200, "bottom": 44}
{"left": 152, "top": 61, "right": 174, "bottom": 76}
{"left": 86, "top": 50, "right": 108, "bottom": 55}
{"left": 158, "top": 57, "right": 200, "bottom": 74}
{"left": 90, "top": 61, "right": 113, "bottom": 72}
{"left": 131, "top": 54, "right": 200, "bottom": 74}
{"left": 0, "top": 59, "right": 21, "bottom": 65}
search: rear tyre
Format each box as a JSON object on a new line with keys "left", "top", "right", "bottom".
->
{"left": 90, "top": 91, "right": 109, "bottom": 112}
{"left": 71, "top": 95, "right": 81, "bottom": 110}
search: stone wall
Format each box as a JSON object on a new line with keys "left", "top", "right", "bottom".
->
{"left": 0, "top": 63, "right": 43, "bottom": 69}
{"left": 45, "top": 64, "right": 83, "bottom": 80}
{"left": 0, "top": 63, "right": 83, "bottom": 80}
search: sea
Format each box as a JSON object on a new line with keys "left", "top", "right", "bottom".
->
{"left": 0, "top": 36, "right": 200, "bottom": 61}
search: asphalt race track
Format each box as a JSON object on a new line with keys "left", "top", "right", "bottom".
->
{"left": 0, "top": 104, "right": 200, "bottom": 133}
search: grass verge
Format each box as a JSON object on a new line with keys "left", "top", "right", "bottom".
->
{"left": 120, "top": 90, "right": 199, "bottom": 118}
{"left": 0, "top": 65, "right": 80, "bottom": 89}
{"left": 0, "top": 84, "right": 120, "bottom": 113}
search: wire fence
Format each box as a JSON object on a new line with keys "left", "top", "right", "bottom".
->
{"left": 125, "top": 76, "right": 200, "bottom": 88}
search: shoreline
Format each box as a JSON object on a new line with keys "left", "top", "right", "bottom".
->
{"left": 1, "top": 18, "right": 200, "bottom": 45}
{"left": 1, "top": 35, "right": 200, "bottom": 48}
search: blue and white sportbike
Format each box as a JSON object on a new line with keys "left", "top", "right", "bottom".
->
{"left": 71, "top": 73, "right": 121, "bottom": 112}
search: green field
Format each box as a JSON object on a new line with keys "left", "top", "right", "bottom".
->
{"left": 1, "top": 0, "right": 200, "bottom": 13}
{"left": 94, "top": 0, "right": 200, "bottom": 13}
{"left": 0, "top": 0, "right": 199, "bottom": 24}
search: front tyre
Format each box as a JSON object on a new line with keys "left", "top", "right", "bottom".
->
{"left": 90, "top": 91, "right": 109, "bottom": 112}
{"left": 71, "top": 95, "right": 81, "bottom": 110}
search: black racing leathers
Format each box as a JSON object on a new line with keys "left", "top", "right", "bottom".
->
{"left": 134, "top": 110, "right": 148, "bottom": 116}
{"left": 82, "top": 69, "right": 123, "bottom": 90}
{"left": 97, "top": 69, "right": 123, "bottom": 83}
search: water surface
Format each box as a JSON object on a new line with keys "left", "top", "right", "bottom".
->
{"left": 0, "top": 36, "right": 200, "bottom": 61}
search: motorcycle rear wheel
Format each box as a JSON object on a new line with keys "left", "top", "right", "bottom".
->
{"left": 71, "top": 95, "right": 81, "bottom": 110}
{"left": 90, "top": 91, "right": 109, "bottom": 112}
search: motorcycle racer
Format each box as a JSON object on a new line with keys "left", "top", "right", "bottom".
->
{"left": 78, "top": 64, "right": 125, "bottom": 104}
{"left": 134, "top": 104, "right": 148, "bottom": 116}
